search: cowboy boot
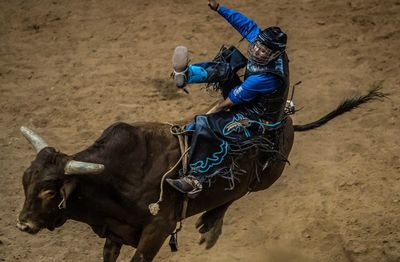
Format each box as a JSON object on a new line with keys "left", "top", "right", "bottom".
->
{"left": 172, "top": 46, "right": 189, "bottom": 88}
{"left": 166, "top": 175, "right": 203, "bottom": 199}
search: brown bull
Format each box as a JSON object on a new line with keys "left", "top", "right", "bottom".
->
{"left": 16, "top": 89, "right": 383, "bottom": 261}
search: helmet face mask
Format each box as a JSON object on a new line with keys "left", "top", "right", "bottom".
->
{"left": 248, "top": 41, "right": 274, "bottom": 65}
{"left": 248, "top": 27, "right": 287, "bottom": 66}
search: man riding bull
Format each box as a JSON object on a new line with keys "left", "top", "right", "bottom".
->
{"left": 166, "top": 0, "right": 290, "bottom": 197}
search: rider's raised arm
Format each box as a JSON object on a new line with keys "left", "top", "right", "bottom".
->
{"left": 217, "top": 5, "right": 261, "bottom": 43}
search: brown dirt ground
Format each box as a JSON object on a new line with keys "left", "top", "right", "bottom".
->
{"left": 1, "top": 0, "right": 399, "bottom": 261}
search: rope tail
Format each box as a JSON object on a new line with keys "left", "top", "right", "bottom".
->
{"left": 293, "top": 84, "right": 388, "bottom": 132}
{"left": 148, "top": 123, "right": 191, "bottom": 216}
{"left": 148, "top": 147, "right": 190, "bottom": 215}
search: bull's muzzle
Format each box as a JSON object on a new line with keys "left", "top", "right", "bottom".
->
{"left": 16, "top": 218, "right": 40, "bottom": 234}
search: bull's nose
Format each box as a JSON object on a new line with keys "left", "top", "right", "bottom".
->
{"left": 16, "top": 219, "right": 40, "bottom": 234}
{"left": 16, "top": 220, "right": 29, "bottom": 231}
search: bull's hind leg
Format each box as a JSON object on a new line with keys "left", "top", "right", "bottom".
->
{"left": 103, "top": 238, "right": 122, "bottom": 262}
{"left": 195, "top": 201, "right": 234, "bottom": 249}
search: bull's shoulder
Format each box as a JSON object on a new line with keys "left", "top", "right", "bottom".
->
{"left": 128, "top": 121, "right": 172, "bottom": 134}
{"left": 103, "top": 121, "right": 167, "bottom": 132}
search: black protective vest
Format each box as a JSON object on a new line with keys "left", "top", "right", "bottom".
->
{"left": 232, "top": 52, "right": 290, "bottom": 123}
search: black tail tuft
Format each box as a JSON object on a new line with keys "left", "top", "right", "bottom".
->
{"left": 293, "top": 83, "right": 388, "bottom": 132}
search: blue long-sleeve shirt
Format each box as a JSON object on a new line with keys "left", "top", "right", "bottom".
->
{"left": 217, "top": 6, "right": 280, "bottom": 105}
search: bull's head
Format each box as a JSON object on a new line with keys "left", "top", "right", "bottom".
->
{"left": 17, "top": 126, "right": 104, "bottom": 234}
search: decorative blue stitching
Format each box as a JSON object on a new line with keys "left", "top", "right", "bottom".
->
{"left": 266, "top": 121, "right": 281, "bottom": 127}
{"left": 190, "top": 140, "right": 229, "bottom": 173}
{"left": 222, "top": 113, "right": 281, "bottom": 136}
{"left": 223, "top": 114, "right": 245, "bottom": 136}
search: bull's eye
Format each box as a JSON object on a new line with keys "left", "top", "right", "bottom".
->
{"left": 39, "top": 190, "right": 57, "bottom": 199}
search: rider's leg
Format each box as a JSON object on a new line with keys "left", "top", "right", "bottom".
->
{"left": 166, "top": 115, "right": 213, "bottom": 198}
{"left": 166, "top": 112, "right": 234, "bottom": 198}
{"left": 189, "top": 62, "right": 233, "bottom": 84}
{"left": 172, "top": 46, "right": 234, "bottom": 88}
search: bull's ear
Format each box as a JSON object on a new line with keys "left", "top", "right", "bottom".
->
{"left": 59, "top": 179, "right": 77, "bottom": 208}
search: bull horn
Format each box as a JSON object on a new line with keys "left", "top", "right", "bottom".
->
{"left": 64, "top": 160, "right": 105, "bottom": 175}
{"left": 20, "top": 126, "right": 49, "bottom": 153}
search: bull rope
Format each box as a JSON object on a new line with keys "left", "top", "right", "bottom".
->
{"left": 148, "top": 124, "right": 190, "bottom": 216}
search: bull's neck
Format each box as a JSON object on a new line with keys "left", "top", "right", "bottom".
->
{"left": 62, "top": 175, "right": 143, "bottom": 246}
{"left": 63, "top": 175, "right": 130, "bottom": 225}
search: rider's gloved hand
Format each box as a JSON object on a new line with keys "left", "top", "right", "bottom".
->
{"left": 208, "top": 0, "right": 219, "bottom": 11}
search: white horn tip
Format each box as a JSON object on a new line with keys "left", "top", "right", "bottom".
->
{"left": 20, "top": 126, "right": 49, "bottom": 152}
{"left": 20, "top": 126, "right": 29, "bottom": 133}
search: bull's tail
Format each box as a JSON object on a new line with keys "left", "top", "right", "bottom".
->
{"left": 293, "top": 85, "right": 387, "bottom": 132}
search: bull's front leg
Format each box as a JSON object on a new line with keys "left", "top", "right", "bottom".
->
{"left": 131, "top": 219, "right": 176, "bottom": 262}
{"left": 103, "top": 238, "right": 122, "bottom": 262}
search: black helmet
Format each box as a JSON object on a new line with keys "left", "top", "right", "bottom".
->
{"left": 257, "top": 26, "right": 287, "bottom": 52}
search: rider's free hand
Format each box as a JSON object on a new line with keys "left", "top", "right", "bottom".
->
{"left": 208, "top": 0, "right": 219, "bottom": 11}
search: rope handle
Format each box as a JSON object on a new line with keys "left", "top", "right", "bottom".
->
{"left": 148, "top": 147, "right": 190, "bottom": 215}
{"left": 149, "top": 123, "right": 191, "bottom": 216}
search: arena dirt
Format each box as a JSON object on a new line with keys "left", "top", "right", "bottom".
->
{"left": 0, "top": 0, "right": 399, "bottom": 261}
